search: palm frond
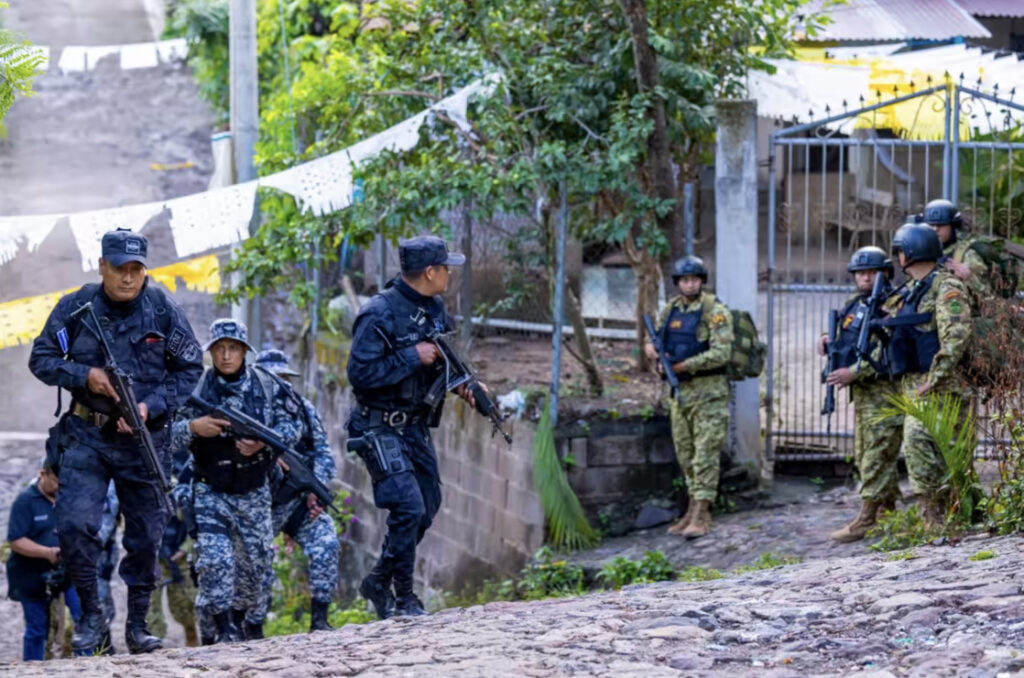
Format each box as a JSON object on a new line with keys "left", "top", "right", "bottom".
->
{"left": 532, "top": 399, "right": 599, "bottom": 551}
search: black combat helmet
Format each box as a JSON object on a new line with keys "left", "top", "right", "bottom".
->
{"left": 847, "top": 246, "right": 893, "bottom": 277}
{"left": 892, "top": 223, "right": 943, "bottom": 266}
{"left": 671, "top": 255, "right": 708, "bottom": 283}
{"left": 921, "top": 199, "right": 962, "bottom": 228}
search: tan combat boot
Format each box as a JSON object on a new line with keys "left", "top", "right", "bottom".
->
{"left": 681, "top": 500, "right": 712, "bottom": 539}
{"left": 830, "top": 499, "right": 880, "bottom": 543}
{"left": 667, "top": 495, "right": 696, "bottom": 534}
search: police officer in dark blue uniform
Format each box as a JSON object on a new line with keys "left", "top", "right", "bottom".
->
{"left": 28, "top": 229, "right": 204, "bottom": 655}
{"left": 347, "top": 235, "right": 475, "bottom": 619}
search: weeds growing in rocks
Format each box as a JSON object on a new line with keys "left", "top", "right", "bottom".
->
{"left": 734, "top": 552, "right": 803, "bottom": 572}
{"left": 868, "top": 505, "right": 942, "bottom": 551}
{"left": 596, "top": 551, "right": 675, "bottom": 589}
{"left": 968, "top": 549, "right": 997, "bottom": 561}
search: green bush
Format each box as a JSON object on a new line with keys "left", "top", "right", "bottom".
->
{"left": 678, "top": 565, "right": 724, "bottom": 582}
{"left": 868, "top": 505, "right": 942, "bottom": 552}
{"left": 517, "top": 547, "right": 586, "bottom": 600}
{"left": 596, "top": 551, "right": 675, "bottom": 589}
{"left": 265, "top": 601, "right": 374, "bottom": 638}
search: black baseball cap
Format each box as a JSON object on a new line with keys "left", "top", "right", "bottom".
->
{"left": 101, "top": 229, "right": 148, "bottom": 267}
{"left": 399, "top": 235, "right": 465, "bottom": 273}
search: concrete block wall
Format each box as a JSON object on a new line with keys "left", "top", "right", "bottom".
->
{"left": 320, "top": 385, "right": 544, "bottom": 600}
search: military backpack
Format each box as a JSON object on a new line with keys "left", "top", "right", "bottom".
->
{"left": 951, "top": 236, "right": 1022, "bottom": 299}
{"left": 701, "top": 296, "right": 766, "bottom": 381}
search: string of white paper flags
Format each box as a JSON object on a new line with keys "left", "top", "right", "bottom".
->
{"left": 0, "top": 75, "right": 499, "bottom": 271}
{"left": 18, "top": 38, "right": 189, "bottom": 75}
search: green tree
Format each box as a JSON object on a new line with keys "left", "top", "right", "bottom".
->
{"left": 0, "top": 2, "right": 43, "bottom": 129}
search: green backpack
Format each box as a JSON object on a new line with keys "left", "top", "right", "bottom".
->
{"left": 953, "top": 236, "right": 1022, "bottom": 299}
{"left": 702, "top": 297, "right": 766, "bottom": 381}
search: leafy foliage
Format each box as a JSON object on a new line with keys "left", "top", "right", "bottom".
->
{"left": 532, "top": 399, "right": 599, "bottom": 550}
{"left": 596, "top": 550, "right": 675, "bottom": 589}
{"left": 968, "top": 549, "right": 996, "bottom": 562}
{"left": 677, "top": 565, "right": 725, "bottom": 581}
{"left": 0, "top": 2, "right": 44, "bottom": 130}
{"left": 167, "top": 0, "right": 230, "bottom": 125}
{"left": 516, "top": 546, "right": 586, "bottom": 600}
{"left": 734, "top": 552, "right": 802, "bottom": 572}
{"left": 867, "top": 505, "right": 941, "bottom": 552}
{"left": 879, "top": 392, "right": 983, "bottom": 526}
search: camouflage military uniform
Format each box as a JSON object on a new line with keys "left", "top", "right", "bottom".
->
{"left": 658, "top": 291, "right": 733, "bottom": 502}
{"left": 839, "top": 293, "right": 903, "bottom": 504}
{"left": 945, "top": 236, "right": 991, "bottom": 301}
{"left": 170, "top": 367, "right": 301, "bottom": 621}
{"left": 885, "top": 269, "right": 973, "bottom": 496}
{"left": 250, "top": 395, "right": 339, "bottom": 625}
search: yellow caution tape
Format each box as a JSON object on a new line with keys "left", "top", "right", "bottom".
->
{"left": 0, "top": 254, "right": 221, "bottom": 350}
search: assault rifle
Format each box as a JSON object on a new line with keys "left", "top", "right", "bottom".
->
{"left": 642, "top": 314, "right": 684, "bottom": 405}
{"left": 424, "top": 331, "right": 513, "bottom": 444}
{"left": 854, "top": 270, "right": 889, "bottom": 375}
{"left": 70, "top": 302, "right": 171, "bottom": 512}
{"left": 186, "top": 395, "right": 340, "bottom": 514}
{"left": 821, "top": 309, "right": 840, "bottom": 434}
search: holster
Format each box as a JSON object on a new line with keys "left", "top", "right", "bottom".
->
{"left": 347, "top": 430, "right": 414, "bottom": 483}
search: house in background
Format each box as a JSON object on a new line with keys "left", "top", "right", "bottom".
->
{"left": 957, "top": 0, "right": 1024, "bottom": 52}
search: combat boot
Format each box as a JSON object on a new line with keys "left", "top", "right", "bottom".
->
{"left": 877, "top": 497, "right": 897, "bottom": 519}
{"left": 394, "top": 593, "right": 427, "bottom": 617}
{"left": 243, "top": 621, "right": 264, "bottom": 640}
{"left": 72, "top": 584, "right": 110, "bottom": 655}
{"left": 310, "top": 599, "right": 333, "bottom": 632}
{"left": 212, "top": 611, "right": 245, "bottom": 643}
{"left": 667, "top": 494, "right": 696, "bottom": 535}
{"left": 125, "top": 588, "right": 163, "bottom": 654}
{"left": 921, "top": 495, "right": 945, "bottom": 532}
{"left": 360, "top": 568, "right": 396, "bottom": 620}
{"left": 680, "top": 500, "right": 712, "bottom": 539}
{"left": 184, "top": 623, "right": 199, "bottom": 647}
{"left": 830, "top": 499, "right": 880, "bottom": 543}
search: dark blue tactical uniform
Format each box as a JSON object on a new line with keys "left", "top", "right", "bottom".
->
{"left": 347, "top": 235, "right": 464, "bottom": 619}
{"left": 28, "top": 230, "right": 203, "bottom": 655}
{"left": 170, "top": 319, "right": 302, "bottom": 643}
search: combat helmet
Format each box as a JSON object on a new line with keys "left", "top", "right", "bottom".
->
{"left": 671, "top": 255, "right": 708, "bottom": 284}
{"left": 892, "top": 223, "right": 943, "bottom": 266}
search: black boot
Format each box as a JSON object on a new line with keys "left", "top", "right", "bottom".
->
{"left": 125, "top": 587, "right": 162, "bottom": 655}
{"left": 243, "top": 621, "right": 265, "bottom": 640}
{"left": 393, "top": 576, "right": 427, "bottom": 617}
{"left": 309, "top": 599, "right": 333, "bottom": 632}
{"left": 360, "top": 564, "right": 395, "bottom": 620}
{"left": 212, "top": 612, "right": 245, "bottom": 644}
{"left": 72, "top": 584, "right": 110, "bottom": 655}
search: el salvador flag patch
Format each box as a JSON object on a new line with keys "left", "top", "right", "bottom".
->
{"left": 57, "top": 327, "right": 69, "bottom": 354}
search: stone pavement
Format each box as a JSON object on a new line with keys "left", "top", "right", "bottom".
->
{"left": 0, "top": 533, "right": 1023, "bottom": 677}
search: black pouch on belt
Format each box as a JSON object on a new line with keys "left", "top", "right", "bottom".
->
{"left": 346, "top": 430, "right": 414, "bottom": 483}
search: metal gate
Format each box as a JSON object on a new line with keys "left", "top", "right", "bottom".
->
{"left": 765, "top": 83, "right": 1024, "bottom": 462}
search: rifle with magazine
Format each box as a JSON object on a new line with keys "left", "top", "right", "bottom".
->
{"left": 643, "top": 314, "right": 684, "bottom": 405}
{"left": 821, "top": 309, "right": 840, "bottom": 434}
{"left": 186, "top": 395, "right": 340, "bottom": 514}
{"left": 70, "top": 302, "right": 171, "bottom": 512}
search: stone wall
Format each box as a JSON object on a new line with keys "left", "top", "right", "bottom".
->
{"left": 319, "top": 384, "right": 544, "bottom": 600}
{"left": 562, "top": 416, "right": 681, "bottom": 535}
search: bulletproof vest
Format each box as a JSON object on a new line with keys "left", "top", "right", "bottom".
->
{"left": 662, "top": 303, "right": 708, "bottom": 364}
{"left": 65, "top": 282, "right": 174, "bottom": 425}
{"left": 354, "top": 284, "right": 445, "bottom": 414}
{"left": 190, "top": 368, "right": 277, "bottom": 494}
{"left": 888, "top": 272, "right": 940, "bottom": 376}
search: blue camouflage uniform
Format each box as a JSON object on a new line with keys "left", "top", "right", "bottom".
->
{"left": 347, "top": 235, "right": 464, "bottom": 618}
{"left": 248, "top": 350, "right": 339, "bottom": 631}
{"left": 170, "top": 320, "right": 302, "bottom": 642}
{"left": 28, "top": 229, "right": 203, "bottom": 654}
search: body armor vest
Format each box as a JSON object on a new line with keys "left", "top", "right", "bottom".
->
{"left": 662, "top": 305, "right": 708, "bottom": 364}
{"left": 888, "top": 272, "right": 940, "bottom": 376}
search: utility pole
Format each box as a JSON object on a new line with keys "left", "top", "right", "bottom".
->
{"left": 230, "top": 0, "right": 259, "bottom": 342}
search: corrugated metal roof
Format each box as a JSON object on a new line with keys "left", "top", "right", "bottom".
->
{"left": 955, "top": 0, "right": 1024, "bottom": 18}
{"left": 803, "top": 0, "right": 992, "bottom": 41}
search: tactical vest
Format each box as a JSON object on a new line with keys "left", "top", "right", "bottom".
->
{"left": 64, "top": 282, "right": 177, "bottom": 425}
{"left": 888, "top": 272, "right": 940, "bottom": 376}
{"left": 662, "top": 304, "right": 708, "bottom": 364}
{"left": 190, "top": 367, "right": 278, "bottom": 495}
{"left": 355, "top": 284, "right": 445, "bottom": 416}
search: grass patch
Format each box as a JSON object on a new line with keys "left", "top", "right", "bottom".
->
{"left": 734, "top": 552, "right": 803, "bottom": 572}
{"left": 968, "top": 549, "right": 997, "bottom": 562}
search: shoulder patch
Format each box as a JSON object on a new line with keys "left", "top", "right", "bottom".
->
{"left": 57, "top": 327, "right": 69, "bottom": 354}
{"left": 167, "top": 327, "right": 186, "bottom": 356}
{"left": 710, "top": 313, "right": 727, "bottom": 328}
{"left": 948, "top": 300, "right": 964, "bottom": 316}
{"left": 942, "top": 289, "right": 963, "bottom": 302}
{"left": 181, "top": 342, "right": 200, "bottom": 363}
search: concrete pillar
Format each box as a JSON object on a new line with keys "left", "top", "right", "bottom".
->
{"left": 714, "top": 100, "right": 761, "bottom": 480}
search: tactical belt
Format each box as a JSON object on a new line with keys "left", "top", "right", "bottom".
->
{"left": 680, "top": 366, "right": 727, "bottom": 382}
{"left": 72, "top": 402, "right": 110, "bottom": 428}
{"left": 359, "top": 406, "right": 426, "bottom": 429}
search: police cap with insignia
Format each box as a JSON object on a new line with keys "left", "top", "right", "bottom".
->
{"left": 204, "top": 318, "right": 255, "bottom": 352}
{"left": 101, "top": 228, "right": 148, "bottom": 267}
{"left": 399, "top": 235, "right": 466, "bottom": 274}
{"left": 255, "top": 348, "right": 300, "bottom": 377}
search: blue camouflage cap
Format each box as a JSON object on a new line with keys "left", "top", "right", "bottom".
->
{"left": 204, "top": 318, "right": 254, "bottom": 352}
{"left": 255, "top": 348, "right": 300, "bottom": 377}
{"left": 101, "top": 228, "right": 148, "bottom": 267}
{"left": 399, "top": 235, "right": 465, "bottom": 273}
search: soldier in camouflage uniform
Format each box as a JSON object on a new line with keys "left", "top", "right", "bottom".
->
{"left": 820, "top": 247, "right": 903, "bottom": 542}
{"left": 170, "top": 319, "right": 302, "bottom": 644}
{"left": 644, "top": 256, "right": 733, "bottom": 539}
{"left": 247, "top": 349, "right": 339, "bottom": 635}
{"left": 921, "top": 199, "right": 991, "bottom": 300}
{"left": 885, "top": 223, "right": 973, "bottom": 528}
